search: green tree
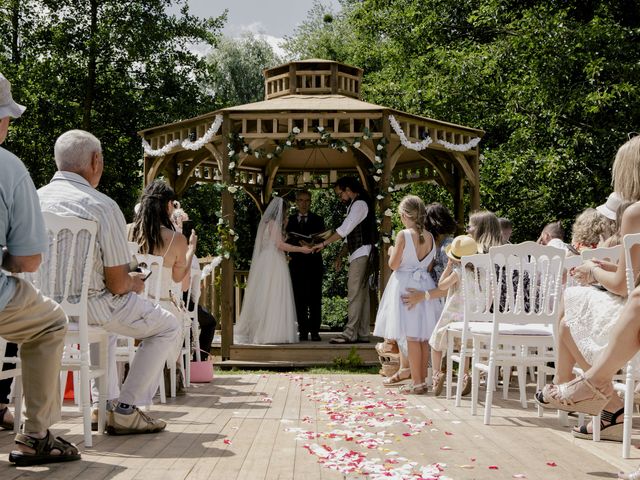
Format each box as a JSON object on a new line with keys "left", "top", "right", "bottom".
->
{"left": 284, "top": 0, "right": 640, "bottom": 241}
{"left": 207, "top": 33, "right": 282, "bottom": 106}
{"left": 0, "top": 0, "right": 225, "bottom": 223}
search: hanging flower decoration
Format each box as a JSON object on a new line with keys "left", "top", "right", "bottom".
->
{"left": 214, "top": 214, "right": 237, "bottom": 260}
{"left": 142, "top": 114, "right": 224, "bottom": 156}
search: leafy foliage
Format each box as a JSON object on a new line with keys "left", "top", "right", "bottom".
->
{"left": 284, "top": 0, "right": 640, "bottom": 241}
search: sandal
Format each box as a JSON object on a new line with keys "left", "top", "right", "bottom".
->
{"left": 572, "top": 407, "right": 624, "bottom": 442}
{"left": 432, "top": 371, "right": 446, "bottom": 397}
{"left": 9, "top": 430, "right": 81, "bottom": 466}
{"left": 0, "top": 406, "right": 14, "bottom": 430}
{"left": 460, "top": 373, "right": 472, "bottom": 397}
{"left": 619, "top": 467, "right": 640, "bottom": 480}
{"left": 534, "top": 375, "right": 612, "bottom": 415}
{"left": 383, "top": 368, "right": 411, "bottom": 386}
{"left": 376, "top": 341, "right": 399, "bottom": 356}
{"left": 399, "top": 383, "right": 428, "bottom": 395}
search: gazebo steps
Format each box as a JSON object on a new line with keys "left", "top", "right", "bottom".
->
{"left": 211, "top": 332, "right": 382, "bottom": 367}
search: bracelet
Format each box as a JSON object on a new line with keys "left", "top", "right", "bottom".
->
{"left": 590, "top": 265, "right": 599, "bottom": 283}
{"left": 424, "top": 290, "right": 430, "bottom": 301}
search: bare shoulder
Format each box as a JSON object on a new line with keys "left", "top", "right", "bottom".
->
{"left": 622, "top": 202, "right": 640, "bottom": 233}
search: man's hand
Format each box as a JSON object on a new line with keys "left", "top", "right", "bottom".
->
{"left": 401, "top": 288, "right": 427, "bottom": 310}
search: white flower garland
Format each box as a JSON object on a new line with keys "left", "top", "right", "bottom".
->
{"left": 388, "top": 114, "right": 481, "bottom": 152}
{"left": 142, "top": 114, "right": 224, "bottom": 156}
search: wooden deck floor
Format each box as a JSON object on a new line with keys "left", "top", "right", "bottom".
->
{"left": 1, "top": 373, "right": 638, "bottom": 479}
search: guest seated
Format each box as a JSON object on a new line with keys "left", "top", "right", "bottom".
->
{"left": 535, "top": 283, "right": 640, "bottom": 479}
{"left": 38, "top": 130, "right": 182, "bottom": 435}
{"left": 537, "top": 220, "right": 569, "bottom": 251}
{"left": 537, "top": 134, "right": 640, "bottom": 442}
{"left": 0, "top": 73, "right": 80, "bottom": 465}
{"left": 570, "top": 208, "right": 616, "bottom": 252}
{"left": 599, "top": 200, "right": 634, "bottom": 248}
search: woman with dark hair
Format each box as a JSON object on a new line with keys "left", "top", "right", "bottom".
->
{"left": 129, "top": 180, "right": 197, "bottom": 389}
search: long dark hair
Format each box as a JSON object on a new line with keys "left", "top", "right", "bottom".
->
{"left": 130, "top": 180, "right": 177, "bottom": 254}
{"left": 425, "top": 203, "right": 457, "bottom": 237}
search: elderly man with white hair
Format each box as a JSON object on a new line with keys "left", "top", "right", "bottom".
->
{"left": 0, "top": 73, "right": 80, "bottom": 466}
{"left": 38, "top": 129, "right": 181, "bottom": 435}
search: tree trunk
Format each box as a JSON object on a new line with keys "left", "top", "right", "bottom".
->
{"left": 82, "top": 0, "right": 98, "bottom": 130}
{"left": 10, "top": 0, "right": 20, "bottom": 64}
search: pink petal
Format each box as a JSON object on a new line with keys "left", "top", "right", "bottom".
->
{"left": 223, "top": 439, "right": 232, "bottom": 445}
{"left": 489, "top": 465, "right": 499, "bottom": 469}
{"left": 546, "top": 462, "right": 557, "bottom": 467}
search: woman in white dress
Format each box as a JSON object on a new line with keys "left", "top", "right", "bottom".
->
{"left": 537, "top": 135, "right": 640, "bottom": 442}
{"left": 235, "top": 197, "right": 312, "bottom": 344}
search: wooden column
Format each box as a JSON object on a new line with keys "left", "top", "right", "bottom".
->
{"left": 471, "top": 148, "right": 481, "bottom": 211}
{"left": 379, "top": 116, "right": 393, "bottom": 291}
{"left": 219, "top": 114, "right": 235, "bottom": 360}
{"left": 453, "top": 169, "right": 465, "bottom": 234}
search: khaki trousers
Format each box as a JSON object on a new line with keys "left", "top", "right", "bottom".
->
{"left": 341, "top": 255, "right": 370, "bottom": 341}
{"left": 0, "top": 278, "right": 67, "bottom": 432}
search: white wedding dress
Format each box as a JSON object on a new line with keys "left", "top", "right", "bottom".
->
{"left": 234, "top": 197, "right": 299, "bottom": 344}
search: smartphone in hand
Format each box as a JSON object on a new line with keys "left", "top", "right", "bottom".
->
{"left": 182, "top": 220, "right": 193, "bottom": 240}
{"left": 135, "top": 263, "right": 153, "bottom": 281}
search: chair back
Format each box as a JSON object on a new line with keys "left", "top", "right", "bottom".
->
{"left": 488, "top": 241, "right": 565, "bottom": 326}
{"left": 623, "top": 233, "right": 640, "bottom": 295}
{"left": 133, "top": 253, "right": 164, "bottom": 303}
{"left": 127, "top": 241, "right": 140, "bottom": 256}
{"left": 581, "top": 245, "right": 622, "bottom": 264}
{"left": 563, "top": 254, "right": 583, "bottom": 288}
{"left": 30, "top": 212, "right": 97, "bottom": 322}
{"left": 460, "top": 253, "right": 493, "bottom": 323}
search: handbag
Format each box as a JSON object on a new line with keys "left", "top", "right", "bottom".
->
{"left": 190, "top": 352, "right": 214, "bottom": 383}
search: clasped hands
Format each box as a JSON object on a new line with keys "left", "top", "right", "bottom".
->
{"left": 569, "top": 259, "right": 616, "bottom": 286}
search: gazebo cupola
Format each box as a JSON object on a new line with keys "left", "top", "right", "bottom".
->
{"left": 264, "top": 59, "right": 363, "bottom": 100}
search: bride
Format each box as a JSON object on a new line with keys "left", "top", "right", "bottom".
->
{"left": 235, "top": 197, "right": 312, "bottom": 344}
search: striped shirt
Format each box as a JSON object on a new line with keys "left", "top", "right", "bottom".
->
{"left": 38, "top": 171, "right": 133, "bottom": 325}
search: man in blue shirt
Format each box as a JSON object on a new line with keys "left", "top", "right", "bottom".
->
{"left": 0, "top": 73, "right": 80, "bottom": 466}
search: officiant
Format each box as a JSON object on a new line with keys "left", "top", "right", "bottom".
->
{"left": 286, "top": 190, "right": 325, "bottom": 341}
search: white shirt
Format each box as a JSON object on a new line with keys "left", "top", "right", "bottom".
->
{"left": 335, "top": 198, "right": 372, "bottom": 262}
{"left": 547, "top": 238, "right": 569, "bottom": 251}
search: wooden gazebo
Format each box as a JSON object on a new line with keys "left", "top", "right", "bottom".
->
{"left": 138, "top": 59, "right": 484, "bottom": 360}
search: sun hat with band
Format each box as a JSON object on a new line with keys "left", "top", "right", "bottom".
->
{"left": 445, "top": 234, "right": 481, "bottom": 261}
{"left": 0, "top": 73, "right": 26, "bottom": 119}
{"left": 596, "top": 192, "right": 622, "bottom": 221}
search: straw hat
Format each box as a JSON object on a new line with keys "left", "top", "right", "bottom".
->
{"left": 445, "top": 235, "right": 480, "bottom": 261}
{"left": 596, "top": 192, "right": 622, "bottom": 221}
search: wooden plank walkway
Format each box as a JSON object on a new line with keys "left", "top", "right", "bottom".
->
{"left": 1, "top": 373, "right": 638, "bottom": 479}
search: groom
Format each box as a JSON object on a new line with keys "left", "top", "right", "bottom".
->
{"left": 286, "top": 190, "right": 325, "bottom": 341}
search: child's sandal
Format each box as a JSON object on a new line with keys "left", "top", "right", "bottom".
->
{"left": 400, "top": 383, "right": 428, "bottom": 395}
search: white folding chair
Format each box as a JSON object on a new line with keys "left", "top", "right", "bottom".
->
{"left": 183, "top": 268, "right": 202, "bottom": 387}
{"left": 0, "top": 339, "right": 22, "bottom": 433}
{"left": 612, "top": 233, "right": 640, "bottom": 457}
{"left": 471, "top": 241, "right": 565, "bottom": 425}
{"left": 30, "top": 212, "right": 109, "bottom": 447}
{"left": 443, "top": 253, "right": 492, "bottom": 405}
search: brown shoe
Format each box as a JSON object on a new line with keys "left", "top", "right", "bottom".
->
{"left": 432, "top": 371, "right": 446, "bottom": 397}
{"left": 460, "top": 374, "right": 472, "bottom": 397}
{"left": 106, "top": 408, "right": 167, "bottom": 435}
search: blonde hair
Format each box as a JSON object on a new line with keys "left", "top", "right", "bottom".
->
{"left": 469, "top": 210, "right": 502, "bottom": 253}
{"left": 571, "top": 208, "right": 616, "bottom": 248}
{"left": 612, "top": 136, "right": 640, "bottom": 201}
{"left": 398, "top": 195, "right": 428, "bottom": 244}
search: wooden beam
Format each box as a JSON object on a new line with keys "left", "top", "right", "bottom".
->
{"left": 451, "top": 152, "right": 477, "bottom": 187}
{"left": 145, "top": 153, "right": 174, "bottom": 185}
{"left": 417, "top": 151, "right": 455, "bottom": 189}
{"left": 471, "top": 149, "right": 481, "bottom": 211}
{"left": 219, "top": 114, "right": 234, "bottom": 360}
{"left": 174, "top": 150, "right": 212, "bottom": 197}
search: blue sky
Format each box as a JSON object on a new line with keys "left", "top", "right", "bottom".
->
{"left": 175, "top": 0, "right": 340, "bottom": 56}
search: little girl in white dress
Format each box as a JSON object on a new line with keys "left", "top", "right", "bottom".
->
{"left": 373, "top": 195, "right": 439, "bottom": 394}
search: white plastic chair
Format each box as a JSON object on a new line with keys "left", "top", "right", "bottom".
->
{"left": 0, "top": 339, "right": 22, "bottom": 433}
{"left": 581, "top": 244, "right": 622, "bottom": 264}
{"left": 183, "top": 268, "right": 202, "bottom": 387}
{"left": 471, "top": 241, "right": 565, "bottom": 425}
{"left": 31, "top": 212, "right": 109, "bottom": 447}
{"left": 612, "top": 233, "right": 640, "bottom": 457}
{"left": 443, "top": 253, "right": 492, "bottom": 405}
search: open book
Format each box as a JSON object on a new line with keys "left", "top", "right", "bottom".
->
{"left": 288, "top": 229, "right": 333, "bottom": 245}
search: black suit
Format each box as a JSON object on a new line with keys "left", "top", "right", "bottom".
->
{"left": 286, "top": 211, "right": 325, "bottom": 337}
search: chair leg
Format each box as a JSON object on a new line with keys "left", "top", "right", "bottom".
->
{"left": 471, "top": 344, "right": 480, "bottom": 416}
{"left": 517, "top": 365, "right": 527, "bottom": 409}
{"left": 592, "top": 413, "right": 601, "bottom": 442}
{"left": 484, "top": 350, "right": 496, "bottom": 425}
{"left": 623, "top": 365, "right": 634, "bottom": 458}
{"left": 79, "top": 364, "right": 92, "bottom": 447}
{"left": 446, "top": 337, "right": 454, "bottom": 401}
{"left": 13, "top": 376, "right": 22, "bottom": 434}
{"left": 537, "top": 367, "right": 545, "bottom": 418}
{"left": 502, "top": 364, "right": 511, "bottom": 400}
